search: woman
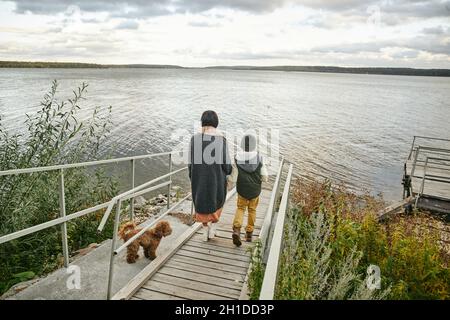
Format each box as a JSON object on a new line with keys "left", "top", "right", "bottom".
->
{"left": 188, "top": 110, "right": 232, "bottom": 241}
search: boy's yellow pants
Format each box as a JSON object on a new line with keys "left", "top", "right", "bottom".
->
{"left": 233, "top": 195, "right": 259, "bottom": 233}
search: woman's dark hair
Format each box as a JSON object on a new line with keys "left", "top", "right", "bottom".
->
{"left": 201, "top": 110, "right": 219, "bottom": 128}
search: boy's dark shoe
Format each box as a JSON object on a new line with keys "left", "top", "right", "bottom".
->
{"left": 245, "top": 232, "right": 253, "bottom": 242}
{"left": 232, "top": 227, "right": 242, "bottom": 247}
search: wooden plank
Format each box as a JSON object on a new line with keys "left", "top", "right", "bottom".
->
{"left": 190, "top": 234, "right": 252, "bottom": 250}
{"left": 134, "top": 287, "right": 184, "bottom": 300}
{"left": 411, "top": 179, "right": 450, "bottom": 199}
{"left": 150, "top": 273, "right": 241, "bottom": 299}
{"left": 164, "top": 259, "right": 246, "bottom": 283}
{"left": 158, "top": 266, "right": 243, "bottom": 290}
{"left": 417, "top": 196, "right": 450, "bottom": 214}
{"left": 170, "top": 255, "right": 248, "bottom": 275}
{"left": 376, "top": 196, "right": 414, "bottom": 221}
{"left": 213, "top": 229, "right": 260, "bottom": 239}
{"left": 186, "top": 239, "right": 249, "bottom": 255}
{"left": 216, "top": 226, "right": 261, "bottom": 233}
{"left": 112, "top": 222, "right": 203, "bottom": 300}
{"left": 197, "top": 228, "right": 261, "bottom": 240}
{"left": 176, "top": 249, "right": 249, "bottom": 268}
{"left": 181, "top": 245, "right": 251, "bottom": 262}
{"left": 142, "top": 279, "right": 233, "bottom": 300}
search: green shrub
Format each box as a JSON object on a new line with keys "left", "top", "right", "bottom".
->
{"left": 275, "top": 209, "right": 389, "bottom": 300}
{"left": 247, "top": 240, "right": 265, "bottom": 300}
{"left": 290, "top": 179, "right": 450, "bottom": 300}
{"left": 0, "top": 81, "right": 118, "bottom": 295}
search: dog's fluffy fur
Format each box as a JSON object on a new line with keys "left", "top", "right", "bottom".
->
{"left": 118, "top": 220, "right": 172, "bottom": 263}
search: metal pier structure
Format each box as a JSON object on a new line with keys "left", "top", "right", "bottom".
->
{"left": 0, "top": 148, "right": 294, "bottom": 300}
{"left": 403, "top": 136, "right": 450, "bottom": 214}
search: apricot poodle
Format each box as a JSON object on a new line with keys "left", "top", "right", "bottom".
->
{"left": 118, "top": 220, "right": 172, "bottom": 263}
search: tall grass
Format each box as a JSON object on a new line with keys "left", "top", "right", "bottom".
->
{"left": 0, "top": 81, "right": 118, "bottom": 294}
{"left": 249, "top": 179, "right": 450, "bottom": 300}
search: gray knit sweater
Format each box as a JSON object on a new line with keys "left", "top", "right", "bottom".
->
{"left": 188, "top": 133, "right": 232, "bottom": 214}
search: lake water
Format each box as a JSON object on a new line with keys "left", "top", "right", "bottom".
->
{"left": 1, "top": 68, "right": 449, "bottom": 201}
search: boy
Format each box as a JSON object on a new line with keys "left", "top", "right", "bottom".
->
{"left": 229, "top": 134, "right": 268, "bottom": 246}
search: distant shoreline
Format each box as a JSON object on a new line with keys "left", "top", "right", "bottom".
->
{"left": 1, "top": 60, "right": 450, "bottom": 77}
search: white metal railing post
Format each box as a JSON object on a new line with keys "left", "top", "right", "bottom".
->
{"left": 416, "top": 156, "right": 429, "bottom": 208}
{"left": 259, "top": 157, "right": 284, "bottom": 256}
{"left": 167, "top": 153, "right": 172, "bottom": 209}
{"left": 410, "top": 146, "right": 420, "bottom": 178}
{"left": 408, "top": 136, "right": 417, "bottom": 160}
{"left": 58, "top": 168, "right": 70, "bottom": 268}
{"left": 190, "top": 195, "right": 195, "bottom": 225}
{"left": 130, "top": 159, "right": 135, "bottom": 220}
{"left": 259, "top": 164, "right": 293, "bottom": 300}
{"left": 107, "top": 199, "right": 121, "bottom": 300}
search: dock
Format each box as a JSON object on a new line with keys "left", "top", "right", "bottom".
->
{"left": 403, "top": 136, "right": 450, "bottom": 214}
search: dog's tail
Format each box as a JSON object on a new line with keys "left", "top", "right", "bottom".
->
{"left": 118, "top": 221, "right": 136, "bottom": 240}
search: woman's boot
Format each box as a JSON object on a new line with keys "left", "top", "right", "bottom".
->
{"left": 203, "top": 223, "right": 210, "bottom": 242}
{"left": 232, "top": 227, "right": 242, "bottom": 247}
{"left": 209, "top": 222, "right": 217, "bottom": 239}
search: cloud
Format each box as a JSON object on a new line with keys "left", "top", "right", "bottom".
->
{"left": 1, "top": 0, "right": 449, "bottom": 68}
{"left": 115, "top": 19, "right": 139, "bottom": 30}
{"left": 10, "top": 0, "right": 287, "bottom": 17}
{"left": 422, "top": 25, "right": 447, "bottom": 35}
{"left": 390, "top": 49, "right": 420, "bottom": 59}
{"left": 81, "top": 17, "right": 103, "bottom": 23}
{"left": 10, "top": 0, "right": 449, "bottom": 20}
{"left": 188, "top": 20, "right": 221, "bottom": 28}
{"left": 46, "top": 27, "right": 63, "bottom": 33}
{"left": 312, "top": 36, "right": 450, "bottom": 57}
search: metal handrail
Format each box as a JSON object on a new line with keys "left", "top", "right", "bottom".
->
{"left": 259, "top": 164, "right": 293, "bottom": 300}
{"left": 97, "top": 166, "right": 188, "bottom": 232}
{"left": 410, "top": 146, "right": 450, "bottom": 179}
{"left": 259, "top": 157, "right": 284, "bottom": 256}
{"left": 408, "top": 136, "right": 450, "bottom": 160}
{"left": 415, "top": 156, "right": 450, "bottom": 207}
{"left": 0, "top": 200, "right": 110, "bottom": 245}
{"left": 413, "top": 146, "right": 450, "bottom": 157}
{"left": 0, "top": 150, "right": 184, "bottom": 177}
{"left": 0, "top": 150, "right": 181, "bottom": 268}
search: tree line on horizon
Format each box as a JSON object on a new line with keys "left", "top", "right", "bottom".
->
{"left": 1, "top": 60, "right": 449, "bottom": 77}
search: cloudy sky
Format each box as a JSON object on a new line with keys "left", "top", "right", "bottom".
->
{"left": 0, "top": 0, "right": 449, "bottom": 68}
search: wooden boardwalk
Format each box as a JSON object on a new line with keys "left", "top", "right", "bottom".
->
{"left": 113, "top": 189, "right": 272, "bottom": 300}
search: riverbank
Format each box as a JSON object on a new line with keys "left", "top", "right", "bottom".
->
{"left": 2, "top": 61, "right": 450, "bottom": 77}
